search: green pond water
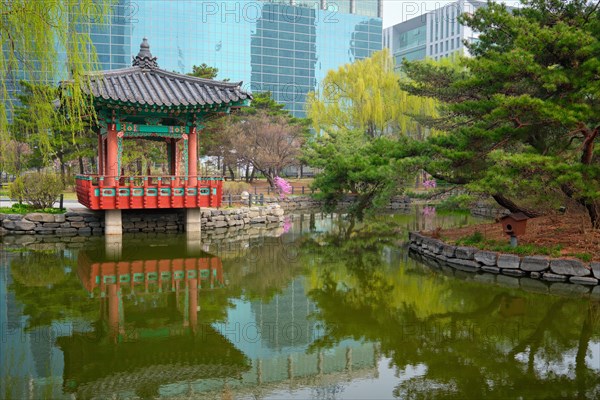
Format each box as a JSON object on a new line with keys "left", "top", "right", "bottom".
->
{"left": 1, "top": 209, "right": 599, "bottom": 399}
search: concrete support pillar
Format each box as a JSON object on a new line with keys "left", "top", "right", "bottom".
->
{"left": 105, "top": 209, "right": 123, "bottom": 236}
{"left": 105, "top": 126, "right": 118, "bottom": 186}
{"left": 188, "top": 127, "right": 198, "bottom": 186}
{"left": 105, "top": 233, "right": 123, "bottom": 259}
{"left": 186, "top": 231, "right": 202, "bottom": 255}
{"left": 186, "top": 208, "right": 202, "bottom": 233}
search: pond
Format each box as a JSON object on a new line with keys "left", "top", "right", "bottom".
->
{"left": 1, "top": 209, "right": 599, "bottom": 399}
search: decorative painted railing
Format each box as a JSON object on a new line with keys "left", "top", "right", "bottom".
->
{"left": 75, "top": 175, "right": 223, "bottom": 210}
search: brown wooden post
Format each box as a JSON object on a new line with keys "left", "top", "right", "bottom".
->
{"left": 106, "top": 125, "right": 119, "bottom": 186}
{"left": 188, "top": 127, "right": 198, "bottom": 186}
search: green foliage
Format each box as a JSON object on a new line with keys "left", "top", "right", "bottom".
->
{"left": 304, "top": 50, "right": 435, "bottom": 216}
{"left": 9, "top": 172, "right": 65, "bottom": 209}
{"left": 401, "top": 0, "right": 600, "bottom": 226}
{"left": 454, "top": 234, "right": 564, "bottom": 257}
{"left": 303, "top": 131, "right": 420, "bottom": 218}
{"left": 1, "top": 0, "right": 110, "bottom": 171}
{"left": 456, "top": 231, "right": 484, "bottom": 245}
{"left": 307, "top": 49, "right": 437, "bottom": 139}
{"left": 187, "top": 63, "right": 230, "bottom": 81}
{"left": 437, "top": 194, "right": 473, "bottom": 211}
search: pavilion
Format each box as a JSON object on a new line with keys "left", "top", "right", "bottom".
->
{"left": 74, "top": 38, "right": 252, "bottom": 234}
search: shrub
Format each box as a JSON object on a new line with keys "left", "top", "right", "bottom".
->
{"left": 437, "top": 194, "right": 473, "bottom": 211}
{"left": 223, "top": 181, "right": 252, "bottom": 195}
{"left": 9, "top": 172, "right": 65, "bottom": 209}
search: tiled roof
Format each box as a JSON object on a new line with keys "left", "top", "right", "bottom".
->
{"left": 82, "top": 38, "right": 251, "bottom": 108}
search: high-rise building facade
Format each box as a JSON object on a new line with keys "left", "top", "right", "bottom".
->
{"left": 6, "top": 0, "right": 382, "bottom": 120}
{"left": 383, "top": 0, "right": 484, "bottom": 68}
{"left": 129, "top": 0, "right": 382, "bottom": 117}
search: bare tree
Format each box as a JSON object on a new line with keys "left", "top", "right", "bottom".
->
{"left": 221, "top": 111, "right": 304, "bottom": 187}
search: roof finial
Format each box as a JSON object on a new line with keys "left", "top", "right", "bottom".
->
{"left": 132, "top": 37, "right": 158, "bottom": 69}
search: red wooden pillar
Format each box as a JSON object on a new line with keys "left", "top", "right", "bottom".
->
{"left": 106, "top": 125, "right": 119, "bottom": 186}
{"left": 189, "top": 127, "right": 198, "bottom": 186}
{"left": 97, "top": 133, "right": 104, "bottom": 175}
{"left": 108, "top": 284, "right": 119, "bottom": 343}
{"left": 188, "top": 278, "right": 198, "bottom": 334}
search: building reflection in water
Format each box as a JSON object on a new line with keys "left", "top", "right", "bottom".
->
{"left": 42, "top": 234, "right": 379, "bottom": 399}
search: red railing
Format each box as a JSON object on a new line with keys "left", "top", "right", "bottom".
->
{"left": 76, "top": 175, "right": 223, "bottom": 210}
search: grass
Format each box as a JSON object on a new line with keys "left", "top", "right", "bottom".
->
{"left": 0, "top": 203, "right": 65, "bottom": 215}
{"left": 453, "top": 231, "right": 565, "bottom": 257}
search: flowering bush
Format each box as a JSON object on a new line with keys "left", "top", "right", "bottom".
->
{"left": 423, "top": 179, "right": 437, "bottom": 189}
{"left": 274, "top": 176, "right": 292, "bottom": 199}
{"left": 422, "top": 206, "right": 436, "bottom": 217}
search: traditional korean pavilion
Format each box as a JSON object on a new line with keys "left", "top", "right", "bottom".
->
{"left": 75, "top": 38, "right": 251, "bottom": 234}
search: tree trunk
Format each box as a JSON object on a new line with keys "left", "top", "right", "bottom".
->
{"left": 492, "top": 194, "right": 544, "bottom": 218}
{"left": 78, "top": 156, "right": 84, "bottom": 175}
{"left": 248, "top": 167, "right": 256, "bottom": 183}
{"left": 228, "top": 166, "right": 235, "bottom": 181}
{"left": 560, "top": 184, "right": 600, "bottom": 229}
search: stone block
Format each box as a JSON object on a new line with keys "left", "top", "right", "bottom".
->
{"left": 214, "top": 220, "right": 228, "bottom": 228}
{"left": 481, "top": 266, "right": 500, "bottom": 274}
{"left": 496, "top": 274, "right": 520, "bottom": 288}
{"left": 55, "top": 228, "right": 77, "bottom": 236}
{"left": 520, "top": 278, "right": 548, "bottom": 293}
{"left": 70, "top": 222, "right": 87, "bottom": 228}
{"left": 66, "top": 216, "right": 84, "bottom": 222}
{"left": 0, "top": 227, "right": 7, "bottom": 236}
{"left": 530, "top": 272, "right": 542, "bottom": 279}
{"left": 549, "top": 283, "right": 590, "bottom": 296}
{"left": 2, "top": 220, "right": 15, "bottom": 230}
{"left": 14, "top": 220, "right": 36, "bottom": 231}
{"left": 25, "top": 213, "right": 55, "bottom": 223}
{"left": 497, "top": 254, "right": 520, "bottom": 269}
{"left": 455, "top": 246, "right": 477, "bottom": 260}
{"left": 447, "top": 258, "right": 480, "bottom": 271}
{"left": 442, "top": 245, "right": 456, "bottom": 258}
{"left": 41, "top": 223, "right": 60, "bottom": 228}
{"left": 590, "top": 262, "right": 600, "bottom": 279}
{"left": 550, "top": 259, "right": 590, "bottom": 277}
{"left": 542, "top": 272, "right": 567, "bottom": 282}
{"left": 569, "top": 276, "right": 599, "bottom": 286}
{"left": 78, "top": 228, "right": 92, "bottom": 235}
{"left": 474, "top": 251, "right": 498, "bottom": 266}
{"left": 429, "top": 240, "right": 445, "bottom": 255}
{"left": 54, "top": 214, "right": 66, "bottom": 223}
{"left": 501, "top": 269, "right": 527, "bottom": 277}
{"left": 251, "top": 217, "right": 266, "bottom": 224}
{"left": 521, "top": 256, "right": 550, "bottom": 272}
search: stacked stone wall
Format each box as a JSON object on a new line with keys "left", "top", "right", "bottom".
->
{"left": 408, "top": 232, "right": 600, "bottom": 296}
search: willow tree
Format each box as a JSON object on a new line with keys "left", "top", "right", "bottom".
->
{"left": 0, "top": 0, "right": 110, "bottom": 170}
{"left": 304, "top": 49, "right": 436, "bottom": 216}
{"left": 307, "top": 48, "right": 437, "bottom": 139}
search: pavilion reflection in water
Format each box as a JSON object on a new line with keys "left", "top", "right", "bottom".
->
{"left": 51, "top": 239, "right": 379, "bottom": 399}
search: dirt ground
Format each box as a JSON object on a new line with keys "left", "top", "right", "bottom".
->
{"left": 429, "top": 210, "right": 600, "bottom": 261}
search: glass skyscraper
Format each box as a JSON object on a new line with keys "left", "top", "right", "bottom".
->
{"left": 126, "top": 0, "right": 382, "bottom": 117}
{"left": 6, "top": 1, "right": 382, "bottom": 119}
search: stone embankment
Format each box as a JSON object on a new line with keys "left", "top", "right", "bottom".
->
{"left": 408, "top": 232, "right": 600, "bottom": 295}
{"left": 278, "top": 195, "right": 411, "bottom": 210}
{"left": 0, "top": 205, "right": 284, "bottom": 237}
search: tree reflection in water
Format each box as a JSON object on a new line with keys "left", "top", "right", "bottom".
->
{"left": 303, "top": 215, "right": 600, "bottom": 399}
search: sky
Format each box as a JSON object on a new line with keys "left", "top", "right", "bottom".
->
{"left": 382, "top": 0, "right": 454, "bottom": 27}
{"left": 381, "top": 0, "right": 522, "bottom": 28}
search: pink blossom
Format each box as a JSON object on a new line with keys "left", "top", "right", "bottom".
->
{"left": 274, "top": 176, "right": 292, "bottom": 199}
{"left": 283, "top": 217, "right": 292, "bottom": 233}
{"left": 422, "top": 206, "right": 436, "bottom": 217}
{"left": 423, "top": 179, "right": 437, "bottom": 189}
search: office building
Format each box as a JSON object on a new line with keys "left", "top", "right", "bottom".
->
{"left": 8, "top": 0, "right": 383, "bottom": 119}
{"left": 383, "top": 0, "right": 485, "bottom": 68}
